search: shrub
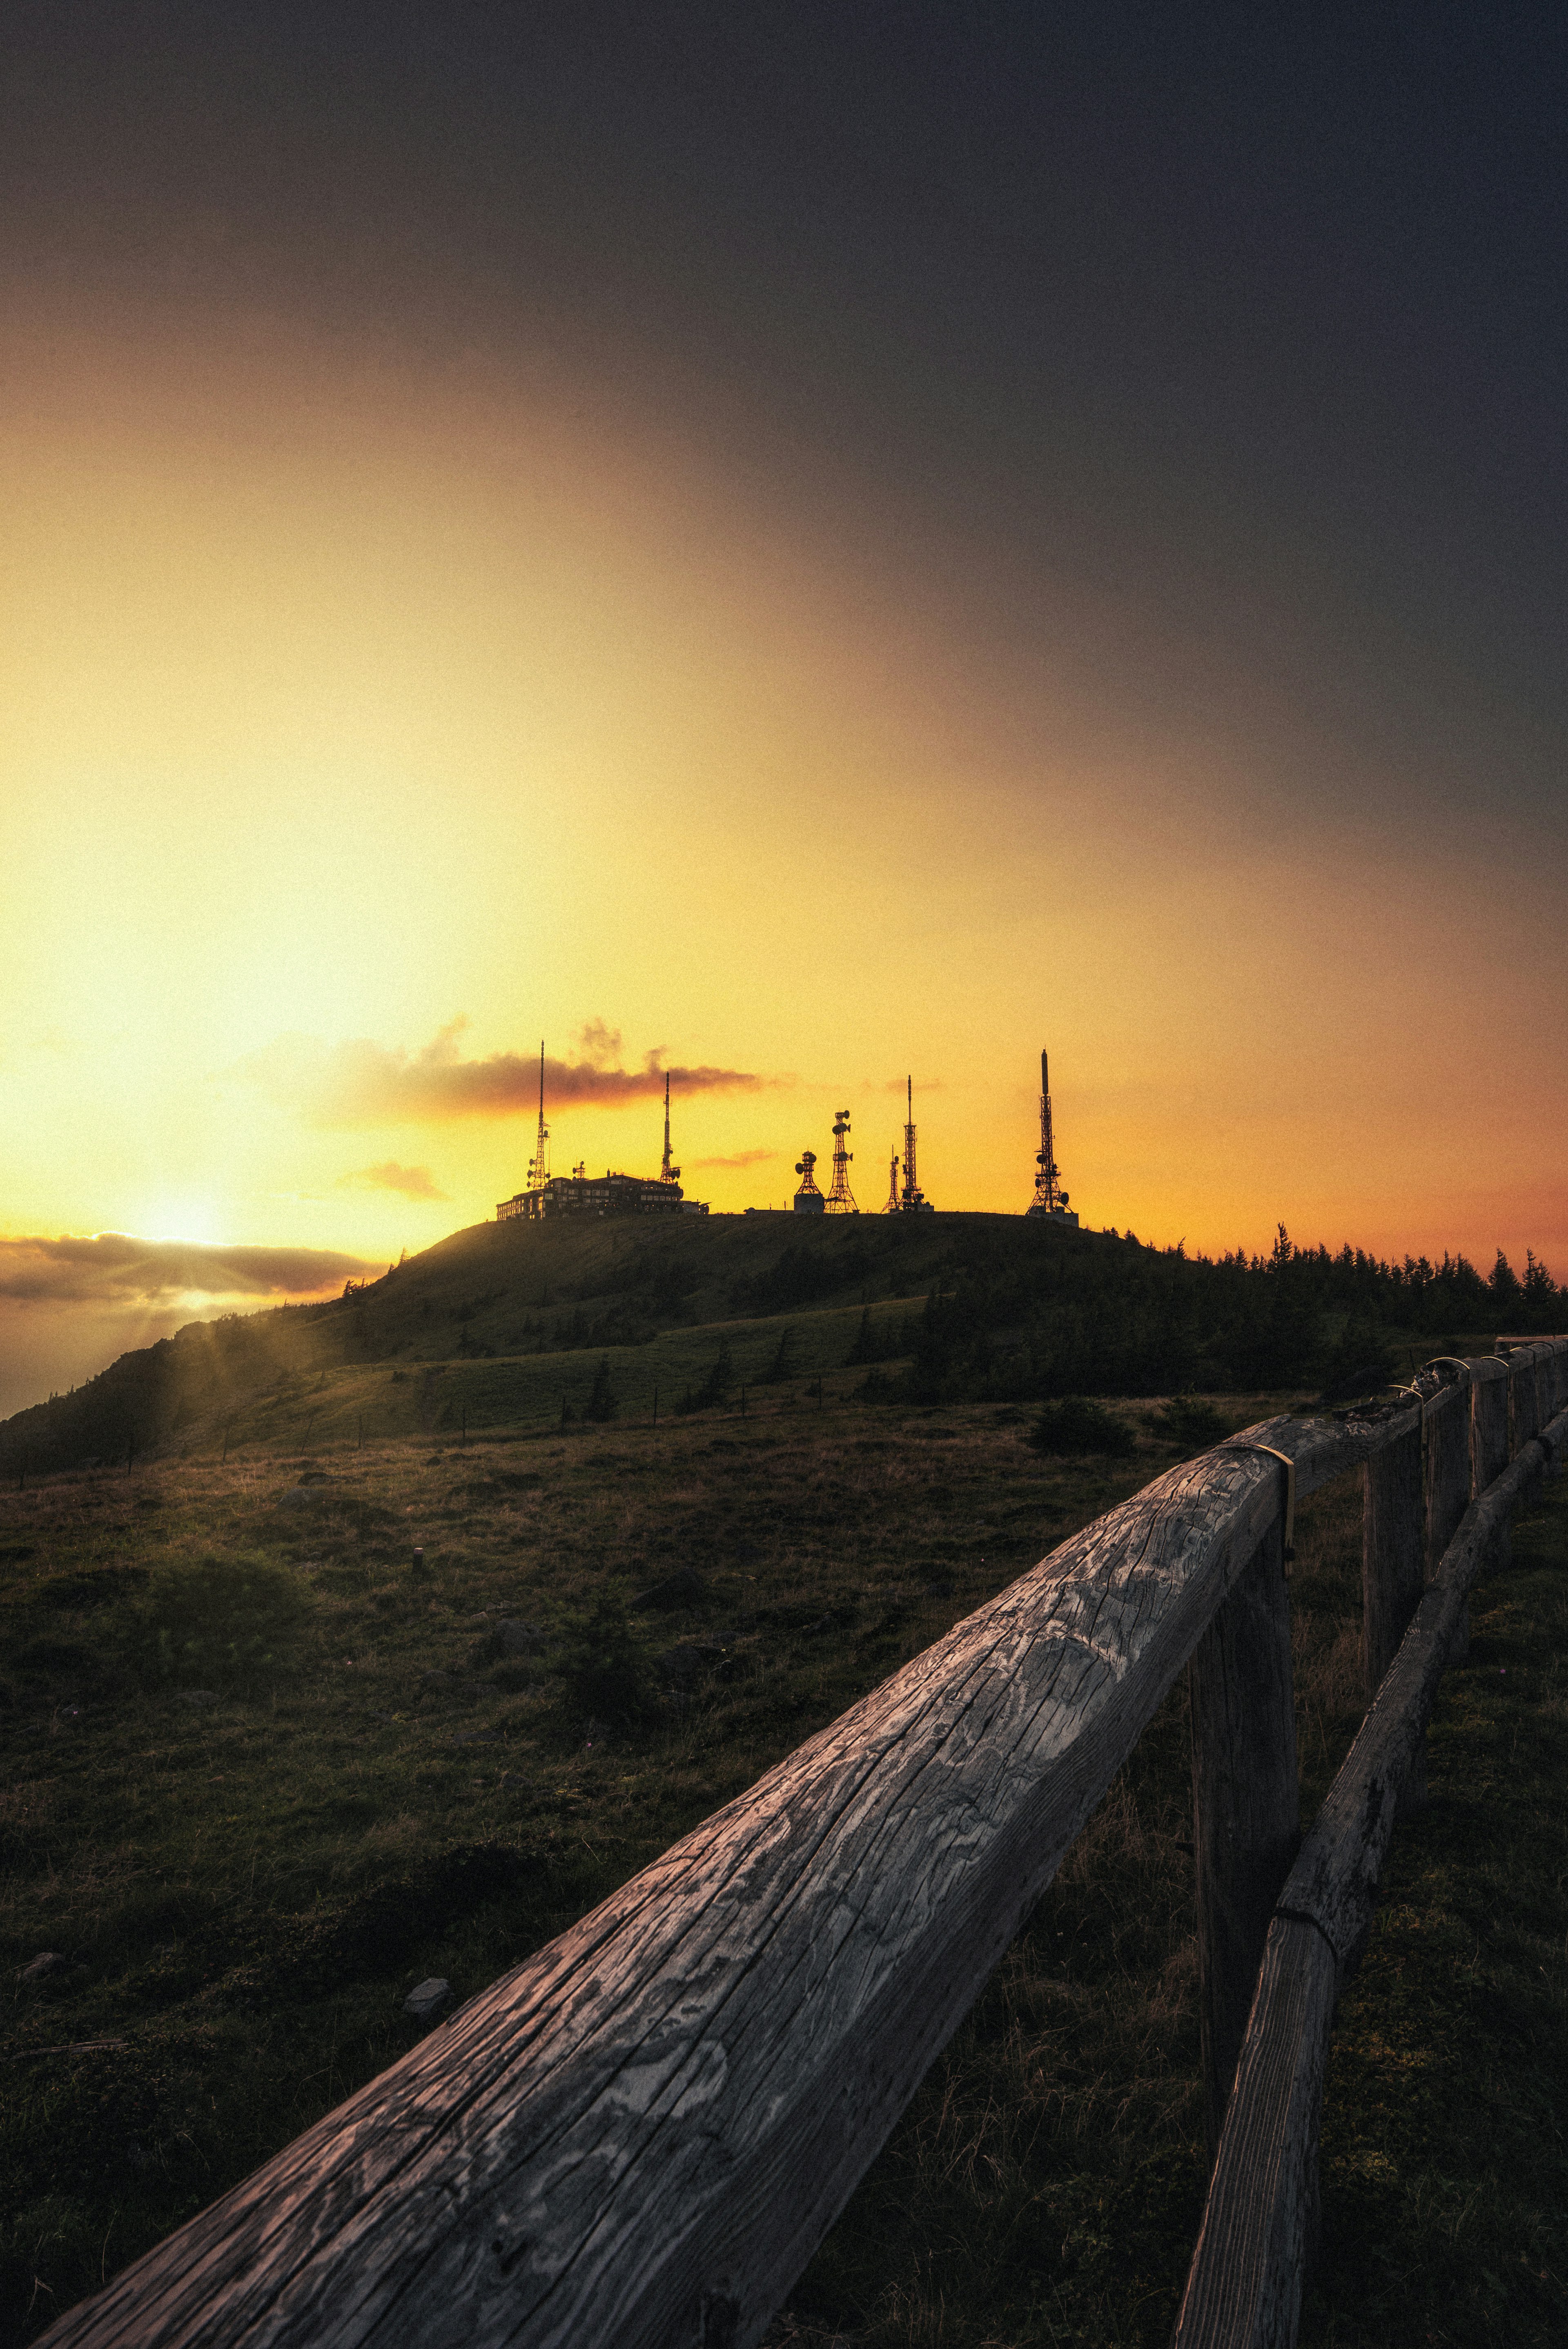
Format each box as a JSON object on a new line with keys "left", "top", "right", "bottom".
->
{"left": 584, "top": 1355, "right": 619, "bottom": 1422}
{"left": 138, "top": 1553, "right": 313, "bottom": 1691}
{"left": 556, "top": 1591, "right": 655, "bottom": 1727}
{"left": 1147, "top": 1397, "right": 1231, "bottom": 1451}
{"left": 1027, "top": 1397, "right": 1136, "bottom": 1457}
{"left": 693, "top": 1339, "right": 734, "bottom": 1410}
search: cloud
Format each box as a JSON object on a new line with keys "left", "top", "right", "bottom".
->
{"left": 237, "top": 1016, "right": 771, "bottom": 1128}
{"left": 882, "top": 1076, "right": 945, "bottom": 1093}
{"left": 337, "top": 1161, "right": 450, "bottom": 1201}
{"left": 691, "top": 1150, "right": 778, "bottom": 1170}
{"left": 0, "top": 1233, "right": 379, "bottom": 1308}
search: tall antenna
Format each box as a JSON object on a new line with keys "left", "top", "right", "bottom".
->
{"left": 825, "top": 1109, "right": 858, "bottom": 1212}
{"left": 1027, "top": 1048, "right": 1073, "bottom": 1219}
{"left": 659, "top": 1070, "right": 679, "bottom": 1184}
{"left": 883, "top": 1148, "right": 900, "bottom": 1211}
{"left": 898, "top": 1076, "right": 929, "bottom": 1211}
{"left": 527, "top": 1041, "right": 550, "bottom": 1192}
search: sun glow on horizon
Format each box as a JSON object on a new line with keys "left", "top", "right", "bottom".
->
{"left": 3, "top": 305, "right": 1565, "bottom": 1416}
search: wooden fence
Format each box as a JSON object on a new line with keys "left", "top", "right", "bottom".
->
{"left": 42, "top": 1340, "right": 1568, "bottom": 2349}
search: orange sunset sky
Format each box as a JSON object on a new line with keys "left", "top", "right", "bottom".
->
{"left": 3, "top": 9, "right": 1564, "bottom": 1416}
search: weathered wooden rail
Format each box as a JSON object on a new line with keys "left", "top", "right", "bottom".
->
{"left": 41, "top": 1340, "right": 1568, "bottom": 2349}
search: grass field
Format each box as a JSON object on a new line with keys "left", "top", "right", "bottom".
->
{"left": 2, "top": 1373, "right": 1563, "bottom": 2346}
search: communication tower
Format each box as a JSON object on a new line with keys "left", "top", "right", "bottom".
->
{"left": 825, "top": 1110, "right": 858, "bottom": 1212}
{"left": 898, "top": 1076, "right": 933, "bottom": 1211}
{"left": 526, "top": 1042, "right": 550, "bottom": 1193}
{"left": 793, "top": 1148, "right": 825, "bottom": 1214}
{"left": 882, "top": 1148, "right": 901, "bottom": 1212}
{"left": 1026, "top": 1049, "right": 1078, "bottom": 1224}
{"left": 659, "top": 1071, "right": 679, "bottom": 1185}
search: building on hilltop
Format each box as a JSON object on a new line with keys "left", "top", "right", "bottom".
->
{"left": 499, "top": 1168, "right": 705, "bottom": 1221}
{"left": 496, "top": 1055, "right": 707, "bottom": 1220}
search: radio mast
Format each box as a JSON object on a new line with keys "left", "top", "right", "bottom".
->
{"left": 659, "top": 1071, "right": 679, "bottom": 1185}
{"left": 1026, "top": 1049, "right": 1077, "bottom": 1222}
{"left": 825, "top": 1110, "right": 858, "bottom": 1212}
{"left": 898, "top": 1076, "right": 931, "bottom": 1211}
{"left": 527, "top": 1042, "right": 550, "bottom": 1193}
{"left": 882, "top": 1147, "right": 900, "bottom": 1211}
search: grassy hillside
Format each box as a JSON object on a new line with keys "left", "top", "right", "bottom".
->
{"left": 0, "top": 1383, "right": 1238, "bottom": 2342}
{"left": 4, "top": 1386, "right": 1562, "bottom": 2347}
{"left": 3, "top": 1206, "right": 1549, "bottom": 1477}
{"left": 2, "top": 1203, "right": 1563, "bottom": 2342}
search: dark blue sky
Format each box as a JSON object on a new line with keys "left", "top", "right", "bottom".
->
{"left": 6, "top": 2, "right": 1566, "bottom": 829}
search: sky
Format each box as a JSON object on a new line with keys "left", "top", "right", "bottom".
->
{"left": 2, "top": 2, "right": 1566, "bottom": 1415}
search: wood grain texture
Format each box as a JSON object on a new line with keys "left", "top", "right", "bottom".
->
{"left": 1170, "top": 1921, "right": 1336, "bottom": 2349}
{"left": 1189, "top": 1520, "right": 1299, "bottom": 2146}
{"left": 1174, "top": 1402, "right": 1568, "bottom": 2349}
{"left": 41, "top": 1410, "right": 1408, "bottom": 2349}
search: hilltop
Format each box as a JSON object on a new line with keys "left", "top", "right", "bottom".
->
{"left": 0, "top": 1212, "right": 1048, "bottom": 1471}
{"left": 1, "top": 1207, "right": 1555, "bottom": 1475}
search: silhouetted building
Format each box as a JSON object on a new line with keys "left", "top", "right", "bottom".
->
{"left": 498, "top": 1170, "right": 706, "bottom": 1221}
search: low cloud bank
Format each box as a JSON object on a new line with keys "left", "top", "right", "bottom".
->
{"left": 0, "top": 1233, "right": 379, "bottom": 1308}
{"left": 238, "top": 1017, "right": 770, "bottom": 1128}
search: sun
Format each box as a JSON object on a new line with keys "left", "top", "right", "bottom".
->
{"left": 140, "top": 1197, "right": 227, "bottom": 1245}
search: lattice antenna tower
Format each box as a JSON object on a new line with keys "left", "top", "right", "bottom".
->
{"left": 659, "top": 1071, "right": 680, "bottom": 1185}
{"left": 527, "top": 1041, "right": 550, "bottom": 1191}
{"left": 898, "top": 1076, "right": 927, "bottom": 1211}
{"left": 883, "top": 1148, "right": 901, "bottom": 1212}
{"left": 1030, "top": 1049, "right": 1065, "bottom": 1214}
{"left": 793, "top": 1148, "right": 822, "bottom": 1202}
{"left": 825, "top": 1109, "right": 858, "bottom": 1212}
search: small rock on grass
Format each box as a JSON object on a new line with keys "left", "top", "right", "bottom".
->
{"left": 21, "top": 1952, "right": 69, "bottom": 1981}
{"left": 495, "top": 1619, "right": 544, "bottom": 1654}
{"left": 404, "top": 1977, "right": 452, "bottom": 2021}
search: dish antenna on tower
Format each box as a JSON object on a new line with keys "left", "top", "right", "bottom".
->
{"left": 825, "top": 1110, "right": 858, "bottom": 1213}
{"left": 1026, "top": 1050, "right": 1078, "bottom": 1224}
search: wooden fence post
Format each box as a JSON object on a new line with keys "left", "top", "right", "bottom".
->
{"left": 1424, "top": 1379, "right": 1472, "bottom": 1662}
{"left": 1504, "top": 1347, "right": 1546, "bottom": 1520}
{"left": 1362, "top": 1421, "right": 1426, "bottom": 1804}
{"left": 1469, "top": 1358, "right": 1510, "bottom": 1496}
{"left": 1506, "top": 1346, "right": 1539, "bottom": 1454}
{"left": 1189, "top": 1509, "right": 1299, "bottom": 2150}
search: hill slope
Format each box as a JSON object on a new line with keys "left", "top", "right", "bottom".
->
{"left": 2, "top": 1206, "right": 1550, "bottom": 1473}
{"left": 0, "top": 1213, "right": 1032, "bottom": 1469}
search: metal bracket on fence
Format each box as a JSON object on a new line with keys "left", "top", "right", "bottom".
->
{"left": 1223, "top": 1442, "right": 1296, "bottom": 1568}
